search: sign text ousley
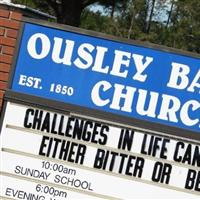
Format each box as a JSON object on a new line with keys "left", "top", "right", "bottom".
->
{"left": 11, "top": 23, "right": 200, "bottom": 133}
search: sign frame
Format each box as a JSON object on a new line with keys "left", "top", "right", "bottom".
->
{"left": 2, "top": 90, "right": 200, "bottom": 141}
{"left": 4, "top": 17, "right": 200, "bottom": 140}
{"left": 0, "top": 99, "right": 200, "bottom": 199}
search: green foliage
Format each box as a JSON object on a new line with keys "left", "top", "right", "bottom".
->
{"left": 11, "top": 0, "right": 200, "bottom": 54}
{"left": 12, "top": 0, "right": 36, "bottom": 8}
{"left": 80, "top": 10, "right": 113, "bottom": 34}
{"left": 167, "top": 0, "right": 200, "bottom": 53}
{"left": 12, "top": 0, "right": 54, "bottom": 15}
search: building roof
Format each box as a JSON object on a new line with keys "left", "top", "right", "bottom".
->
{"left": 0, "top": 0, "right": 56, "bottom": 20}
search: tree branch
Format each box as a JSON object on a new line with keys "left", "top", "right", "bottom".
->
{"left": 46, "top": 0, "right": 59, "bottom": 13}
{"left": 83, "top": 0, "right": 99, "bottom": 9}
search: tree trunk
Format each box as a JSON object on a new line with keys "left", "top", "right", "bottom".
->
{"left": 166, "top": 1, "right": 174, "bottom": 28}
{"left": 110, "top": 0, "right": 116, "bottom": 19}
{"left": 128, "top": 4, "right": 135, "bottom": 39}
{"left": 146, "top": 0, "right": 156, "bottom": 34}
{"left": 55, "top": 0, "right": 83, "bottom": 27}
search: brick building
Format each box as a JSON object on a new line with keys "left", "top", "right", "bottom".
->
{"left": 0, "top": 0, "right": 55, "bottom": 111}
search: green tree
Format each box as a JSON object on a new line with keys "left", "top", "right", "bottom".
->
{"left": 167, "top": 0, "right": 200, "bottom": 53}
{"left": 97, "top": 0, "right": 127, "bottom": 18}
{"left": 12, "top": 0, "right": 129, "bottom": 27}
{"left": 12, "top": 0, "right": 200, "bottom": 54}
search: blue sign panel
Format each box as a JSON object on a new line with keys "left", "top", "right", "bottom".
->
{"left": 11, "top": 23, "right": 200, "bottom": 133}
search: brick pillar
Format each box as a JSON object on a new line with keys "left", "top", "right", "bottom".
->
{"left": 0, "top": 8, "right": 22, "bottom": 109}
